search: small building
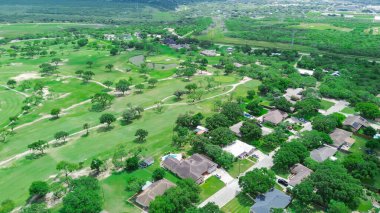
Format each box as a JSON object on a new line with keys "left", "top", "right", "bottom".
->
{"left": 104, "top": 34, "right": 117, "bottom": 41}
{"left": 288, "top": 164, "right": 313, "bottom": 186}
{"left": 200, "top": 50, "right": 217, "bottom": 57}
{"left": 329, "top": 128, "right": 355, "bottom": 150}
{"left": 310, "top": 145, "right": 337, "bottom": 162}
{"left": 263, "top": 110, "right": 288, "bottom": 125}
{"left": 226, "top": 47, "right": 234, "bottom": 53}
{"left": 136, "top": 179, "right": 176, "bottom": 208}
{"left": 223, "top": 140, "right": 255, "bottom": 158}
{"left": 331, "top": 71, "right": 340, "bottom": 76}
{"left": 229, "top": 121, "right": 243, "bottom": 137}
{"left": 195, "top": 125, "right": 208, "bottom": 135}
{"left": 140, "top": 157, "right": 155, "bottom": 168}
{"left": 162, "top": 153, "right": 217, "bottom": 184}
{"left": 250, "top": 189, "right": 291, "bottom": 213}
{"left": 343, "top": 115, "right": 369, "bottom": 132}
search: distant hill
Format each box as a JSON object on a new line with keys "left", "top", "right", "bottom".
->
{"left": 112, "top": 0, "right": 222, "bottom": 10}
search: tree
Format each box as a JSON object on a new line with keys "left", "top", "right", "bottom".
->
{"left": 174, "top": 90, "right": 186, "bottom": 100}
{"left": 21, "top": 203, "right": 49, "bottom": 213}
{"left": 83, "top": 123, "right": 90, "bottom": 135}
{"left": 77, "top": 38, "right": 88, "bottom": 47}
{"left": 86, "top": 61, "right": 93, "bottom": 68}
{"left": 91, "top": 92, "right": 114, "bottom": 110}
{"left": 342, "top": 153, "right": 379, "bottom": 181}
{"left": 152, "top": 168, "right": 166, "bottom": 181}
{"left": 105, "top": 64, "right": 114, "bottom": 72}
{"left": 246, "top": 90, "right": 256, "bottom": 100}
{"left": 273, "top": 142, "right": 309, "bottom": 172}
{"left": 51, "top": 57, "right": 62, "bottom": 67}
{"left": 135, "top": 83, "right": 145, "bottom": 93}
{"left": 240, "top": 121, "right": 262, "bottom": 141}
{"left": 327, "top": 200, "right": 350, "bottom": 213}
{"left": 6, "top": 79, "right": 16, "bottom": 88}
{"left": 56, "top": 161, "right": 78, "bottom": 185}
{"left": 75, "top": 70, "right": 84, "bottom": 77}
{"left": 115, "top": 79, "right": 130, "bottom": 95}
{"left": 99, "top": 113, "right": 116, "bottom": 127}
{"left": 355, "top": 102, "right": 380, "bottom": 119}
{"left": 363, "top": 126, "right": 376, "bottom": 137}
{"left": 54, "top": 131, "right": 69, "bottom": 143}
{"left": 246, "top": 100, "right": 263, "bottom": 116}
{"left": 149, "top": 179, "right": 200, "bottom": 213}
{"left": 110, "top": 48, "right": 118, "bottom": 56}
{"left": 135, "top": 129, "right": 148, "bottom": 143}
{"left": 27, "top": 140, "right": 49, "bottom": 154}
{"left": 239, "top": 168, "right": 276, "bottom": 197}
{"left": 29, "top": 181, "right": 49, "bottom": 198}
{"left": 186, "top": 202, "right": 221, "bottom": 213}
{"left": 271, "top": 97, "right": 293, "bottom": 113}
{"left": 208, "top": 127, "right": 235, "bottom": 146}
{"left": 125, "top": 156, "right": 139, "bottom": 171}
{"left": 224, "top": 63, "right": 234, "bottom": 75}
{"left": 366, "top": 139, "right": 380, "bottom": 150}
{"left": 205, "top": 113, "right": 231, "bottom": 130}
{"left": 297, "top": 130, "right": 333, "bottom": 150}
{"left": 50, "top": 108, "right": 61, "bottom": 118}
{"left": 185, "top": 83, "right": 197, "bottom": 93}
{"left": 82, "top": 71, "right": 95, "bottom": 82}
{"left": 103, "top": 80, "right": 113, "bottom": 89}
{"left": 294, "top": 98, "right": 321, "bottom": 118}
{"left": 90, "top": 158, "right": 103, "bottom": 173}
{"left": 148, "top": 78, "right": 158, "bottom": 87}
{"left": 312, "top": 115, "right": 338, "bottom": 133}
{"left": 221, "top": 102, "right": 243, "bottom": 123}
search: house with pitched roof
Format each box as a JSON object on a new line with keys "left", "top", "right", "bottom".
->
{"left": 135, "top": 179, "right": 176, "bottom": 208}
{"left": 250, "top": 189, "right": 292, "bottom": 213}
{"left": 310, "top": 145, "right": 337, "bottom": 162}
{"left": 162, "top": 153, "right": 217, "bottom": 184}
{"left": 229, "top": 121, "right": 243, "bottom": 137}
{"left": 223, "top": 140, "right": 255, "bottom": 158}
{"left": 263, "top": 110, "right": 288, "bottom": 125}
{"left": 343, "top": 115, "right": 369, "bottom": 132}
{"left": 288, "top": 164, "right": 313, "bottom": 186}
{"left": 329, "top": 128, "right": 355, "bottom": 150}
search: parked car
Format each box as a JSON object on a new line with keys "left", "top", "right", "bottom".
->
{"left": 214, "top": 174, "right": 221, "bottom": 179}
{"left": 277, "top": 179, "right": 288, "bottom": 187}
{"left": 251, "top": 154, "right": 259, "bottom": 159}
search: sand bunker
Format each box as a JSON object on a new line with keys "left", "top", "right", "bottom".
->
{"left": 12, "top": 72, "right": 42, "bottom": 82}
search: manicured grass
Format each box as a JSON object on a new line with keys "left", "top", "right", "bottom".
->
{"left": 320, "top": 99, "right": 334, "bottom": 110}
{"left": 199, "top": 176, "right": 225, "bottom": 202}
{"left": 290, "top": 23, "right": 352, "bottom": 32}
{"left": 357, "top": 198, "right": 372, "bottom": 212}
{"left": 221, "top": 193, "right": 254, "bottom": 213}
{"left": 146, "top": 55, "right": 180, "bottom": 64}
{"left": 341, "top": 107, "right": 356, "bottom": 114}
{"left": 0, "top": 87, "right": 24, "bottom": 128}
{"left": 228, "top": 159, "right": 255, "bottom": 178}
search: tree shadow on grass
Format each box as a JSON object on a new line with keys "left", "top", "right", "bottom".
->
{"left": 25, "top": 153, "right": 45, "bottom": 160}
{"left": 97, "top": 126, "right": 114, "bottom": 133}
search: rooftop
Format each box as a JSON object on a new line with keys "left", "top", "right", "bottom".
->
{"left": 310, "top": 145, "right": 337, "bottom": 162}
{"left": 263, "top": 110, "right": 288, "bottom": 125}
{"left": 289, "top": 164, "right": 313, "bottom": 186}
{"left": 222, "top": 140, "right": 255, "bottom": 158}
{"left": 343, "top": 115, "right": 369, "bottom": 131}
{"left": 329, "top": 128, "right": 353, "bottom": 148}
{"left": 229, "top": 121, "right": 243, "bottom": 137}
{"left": 251, "top": 189, "right": 292, "bottom": 213}
{"left": 136, "top": 179, "right": 176, "bottom": 208}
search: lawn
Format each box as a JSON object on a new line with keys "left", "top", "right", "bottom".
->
{"left": 290, "top": 23, "right": 353, "bottom": 32}
{"left": 199, "top": 176, "right": 225, "bottom": 202}
{"left": 357, "top": 198, "right": 372, "bottom": 212}
{"left": 227, "top": 159, "right": 255, "bottom": 178}
{"left": 221, "top": 193, "right": 254, "bottom": 213}
{"left": 320, "top": 99, "right": 334, "bottom": 111}
{"left": 341, "top": 107, "right": 356, "bottom": 114}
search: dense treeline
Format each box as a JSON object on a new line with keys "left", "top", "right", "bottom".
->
{"left": 225, "top": 17, "right": 380, "bottom": 57}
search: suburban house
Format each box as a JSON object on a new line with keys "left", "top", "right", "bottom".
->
{"left": 140, "top": 157, "right": 155, "bottom": 168}
{"left": 200, "top": 50, "right": 218, "bottom": 57}
{"left": 195, "top": 125, "right": 209, "bottom": 135}
{"left": 343, "top": 115, "right": 370, "bottom": 132}
{"left": 310, "top": 145, "right": 337, "bottom": 162}
{"left": 135, "top": 179, "right": 176, "bottom": 208}
{"left": 283, "top": 88, "right": 303, "bottom": 103}
{"left": 263, "top": 110, "right": 288, "bottom": 125}
{"left": 288, "top": 164, "right": 313, "bottom": 186}
{"left": 250, "top": 189, "right": 292, "bottom": 213}
{"left": 223, "top": 140, "right": 255, "bottom": 158}
{"left": 229, "top": 121, "right": 243, "bottom": 137}
{"left": 329, "top": 128, "right": 355, "bottom": 150}
{"left": 104, "top": 34, "right": 117, "bottom": 41}
{"left": 162, "top": 153, "right": 217, "bottom": 184}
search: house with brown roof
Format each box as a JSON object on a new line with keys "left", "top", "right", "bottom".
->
{"left": 329, "top": 128, "right": 355, "bottom": 150}
{"left": 136, "top": 179, "right": 176, "bottom": 208}
{"left": 343, "top": 115, "right": 370, "bottom": 132}
{"left": 263, "top": 110, "right": 288, "bottom": 125}
{"left": 288, "top": 164, "right": 313, "bottom": 186}
{"left": 162, "top": 153, "right": 217, "bottom": 184}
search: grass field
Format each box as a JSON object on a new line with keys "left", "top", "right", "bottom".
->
{"left": 199, "top": 176, "right": 225, "bottom": 202}
{"left": 291, "top": 23, "right": 353, "bottom": 32}
{"left": 320, "top": 99, "right": 335, "bottom": 110}
{"left": 341, "top": 107, "right": 356, "bottom": 114}
{"left": 227, "top": 159, "right": 255, "bottom": 178}
{"left": 0, "top": 87, "right": 24, "bottom": 128}
{"left": 222, "top": 193, "right": 254, "bottom": 213}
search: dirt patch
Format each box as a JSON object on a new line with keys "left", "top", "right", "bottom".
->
{"left": 129, "top": 55, "right": 145, "bottom": 66}
{"left": 11, "top": 72, "right": 42, "bottom": 82}
{"left": 9, "top": 62, "right": 23, "bottom": 66}
{"left": 42, "top": 87, "right": 50, "bottom": 100}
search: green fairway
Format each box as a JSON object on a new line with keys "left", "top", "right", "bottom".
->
{"left": 199, "top": 176, "right": 225, "bottom": 202}
{"left": 222, "top": 193, "right": 254, "bottom": 213}
{"left": 0, "top": 87, "right": 24, "bottom": 128}
{"left": 290, "top": 23, "right": 352, "bottom": 32}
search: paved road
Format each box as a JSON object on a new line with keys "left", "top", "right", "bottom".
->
{"left": 199, "top": 150, "right": 274, "bottom": 208}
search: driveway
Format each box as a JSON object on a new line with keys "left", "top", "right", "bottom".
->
{"left": 211, "top": 168, "right": 234, "bottom": 184}
{"left": 321, "top": 98, "right": 349, "bottom": 115}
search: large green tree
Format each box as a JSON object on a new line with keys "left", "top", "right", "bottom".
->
{"left": 239, "top": 168, "right": 276, "bottom": 197}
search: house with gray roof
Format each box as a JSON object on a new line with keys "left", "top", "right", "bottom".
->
{"left": 250, "top": 189, "right": 291, "bottom": 213}
{"left": 289, "top": 164, "right": 313, "bottom": 186}
{"left": 329, "top": 128, "right": 355, "bottom": 150}
{"left": 162, "top": 153, "right": 217, "bottom": 184}
{"left": 136, "top": 179, "right": 176, "bottom": 208}
{"left": 343, "top": 115, "right": 369, "bottom": 132}
{"left": 310, "top": 145, "right": 337, "bottom": 162}
{"left": 229, "top": 121, "right": 243, "bottom": 137}
{"left": 263, "top": 110, "right": 288, "bottom": 125}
